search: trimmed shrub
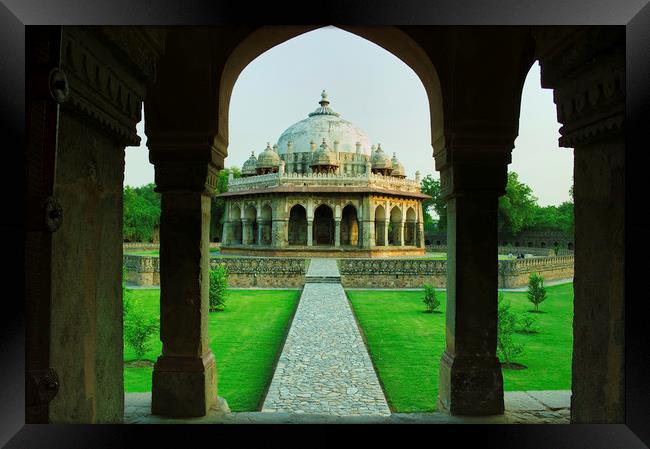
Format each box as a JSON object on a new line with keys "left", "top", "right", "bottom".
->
{"left": 209, "top": 265, "right": 229, "bottom": 312}
{"left": 422, "top": 284, "right": 441, "bottom": 313}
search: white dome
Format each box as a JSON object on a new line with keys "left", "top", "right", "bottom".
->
{"left": 276, "top": 91, "right": 372, "bottom": 156}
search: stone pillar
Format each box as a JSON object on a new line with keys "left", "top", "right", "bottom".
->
{"left": 241, "top": 219, "right": 250, "bottom": 245}
{"left": 535, "top": 27, "right": 625, "bottom": 423}
{"left": 335, "top": 219, "right": 341, "bottom": 247}
{"left": 363, "top": 220, "right": 375, "bottom": 248}
{"left": 436, "top": 153, "right": 510, "bottom": 416}
{"left": 221, "top": 221, "right": 230, "bottom": 246}
{"left": 257, "top": 216, "right": 263, "bottom": 246}
{"left": 272, "top": 219, "right": 288, "bottom": 248}
{"left": 31, "top": 26, "right": 165, "bottom": 424}
{"left": 148, "top": 139, "right": 222, "bottom": 417}
{"left": 417, "top": 221, "right": 425, "bottom": 248}
{"left": 399, "top": 220, "right": 405, "bottom": 246}
{"left": 384, "top": 219, "right": 390, "bottom": 247}
{"left": 307, "top": 220, "right": 313, "bottom": 246}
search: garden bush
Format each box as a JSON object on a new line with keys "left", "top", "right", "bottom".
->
{"left": 124, "top": 303, "right": 159, "bottom": 360}
{"left": 497, "top": 292, "right": 525, "bottom": 368}
{"left": 422, "top": 284, "right": 440, "bottom": 313}
{"left": 209, "top": 265, "right": 229, "bottom": 312}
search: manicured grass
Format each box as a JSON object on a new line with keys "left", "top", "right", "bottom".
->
{"left": 124, "top": 288, "right": 300, "bottom": 411}
{"left": 346, "top": 283, "right": 573, "bottom": 412}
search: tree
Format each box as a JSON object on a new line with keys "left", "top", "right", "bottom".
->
{"left": 420, "top": 174, "right": 447, "bottom": 231}
{"left": 527, "top": 272, "right": 548, "bottom": 312}
{"left": 497, "top": 292, "right": 525, "bottom": 368}
{"left": 422, "top": 284, "right": 441, "bottom": 313}
{"left": 123, "top": 183, "right": 161, "bottom": 242}
{"left": 210, "top": 167, "right": 242, "bottom": 242}
{"left": 498, "top": 172, "right": 538, "bottom": 234}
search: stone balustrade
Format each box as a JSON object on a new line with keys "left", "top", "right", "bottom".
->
{"left": 227, "top": 171, "right": 421, "bottom": 193}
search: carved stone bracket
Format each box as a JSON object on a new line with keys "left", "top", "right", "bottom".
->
{"left": 534, "top": 27, "right": 625, "bottom": 148}
{"left": 59, "top": 26, "right": 167, "bottom": 146}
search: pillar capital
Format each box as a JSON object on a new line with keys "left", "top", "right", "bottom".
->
{"left": 533, "top": 27, "right": 624, "bottom": 148}
{"left": 59, "top": 27, "right": 165, "bottom": 147}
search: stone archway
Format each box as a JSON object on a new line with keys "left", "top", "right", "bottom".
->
{"left": 341, "top": 204, "right": 359, "bottom": 247}
{"left": 313, "top": 204, "right": 334, "bottom": 245}
{"left": 389, "top": 206, "right": 403, "bottom": 246}
{"left": 244, "top": 205, "right": 257, "bottom": 245}
{"left": 374, "top": 205, "right": 387, "bottom": 246}
{"left": 260, "top": 204, "right": 273, "bottom": 245}
{"left": 405, "top": 207, "right": 417, "bottom": 246}
{"left": 288, "top": 204, "right": 307, "bottom": 245}
{"left": 230, "top": 205, "right": 242, "bottom": 244}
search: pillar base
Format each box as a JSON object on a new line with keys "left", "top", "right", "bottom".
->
{"left": 438, "top": 351, "right": 504, "bottom": 416}
{"left": 151, "top": 351, "right": 217, "bottom": 417}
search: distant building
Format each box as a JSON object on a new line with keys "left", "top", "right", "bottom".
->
{"left": 218, "top": 91, "right": 430, "bottom": 257}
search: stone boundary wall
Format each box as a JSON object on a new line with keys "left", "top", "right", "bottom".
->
{"left": 340, "top": 259, "right": 447, "bottom": 288}
{"left": 424, "top": 245, "right": 573, "bottom": 257}
{"left": 123, "top": 255, "right": 307, "bottom": 287}
{"left": 340, "top": 256, "right": 574, "bottom": 289}
{"left": 124, "top": 254, "right": 574, "bottom": 289}
{"left": 210, "top": 257, "right": 307, "bottom": 288}
{"left": 124, "top": 254, "right": 160, "bottom": 286}
{"left": 498, "top": 256, "right": 575, "bottom": 288}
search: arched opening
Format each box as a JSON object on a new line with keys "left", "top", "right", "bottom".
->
{"left": 230, "top": 205, "right": 242, "bottom": 245}
{"left": 568, "top": 242, "right": 573, "bottom": 250}
{"left": 389, "top": 206, "right": 403, "bottom": 246}
{"left": 288, "top": 204, "right": 307, "bottom": 245}
{"left": 405, "top": 207, "right": 417, "bottom": 246}
{"left": 375, "top": 205, "right": 386, "bottom": 246}
{"left": 245, "top": 205, "right": 258, "bottom": 245}
{"left": 341, "top": 204, "right": 359, "bottom": 247}
{"left": 260, "top": 204, "right": 273, "bottom": 245}
{"left": 313, "top": 204, "right": 334, "bottom": 245}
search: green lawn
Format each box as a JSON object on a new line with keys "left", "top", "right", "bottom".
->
{"left": 346, "top": 283, "right": 573, "bottom": 412}
{"left": 124, "top": 288, "right": 300, "bottom": 411}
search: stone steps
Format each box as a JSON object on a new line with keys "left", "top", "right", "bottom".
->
{"left": 304, "top": 275, "right": 341, "bottom": 283}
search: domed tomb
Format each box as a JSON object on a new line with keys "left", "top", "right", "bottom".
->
{"left": 276, "top": 90, "right": 372, "bottom": 156}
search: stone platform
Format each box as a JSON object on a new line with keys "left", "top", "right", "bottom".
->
{"left": 220, "top": 245, "right": 425, "bottom": 258}
{"left": 124, "top": 390, "right": 571, "bottom": 424}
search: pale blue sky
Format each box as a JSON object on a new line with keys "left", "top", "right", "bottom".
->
{"left": 125, "top": 26, "right": 573, "bottom": 206}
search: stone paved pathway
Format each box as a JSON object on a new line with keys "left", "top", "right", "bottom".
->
{"left": 261, "top": 258, "right": 391, "bottom": 416}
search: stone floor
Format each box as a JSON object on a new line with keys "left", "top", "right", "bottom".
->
{"left": 124, "top": 390, "right": 571, "bottom": 424}
{"left": 261, "top": 258, "right": 390, "bottom": 416}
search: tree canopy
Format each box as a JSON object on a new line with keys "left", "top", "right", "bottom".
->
{"left": 123, "top": 183, "right": 160, "bottom": 242}
{"left": 210, "top": 167, "right": 242, "bottom": 241}
{"left": 420, "top": 171, "right": 573, "bottom": 235}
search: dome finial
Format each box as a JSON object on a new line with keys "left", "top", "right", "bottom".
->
{"left": 319, "top": 90, "right": 329, "bottom": 107}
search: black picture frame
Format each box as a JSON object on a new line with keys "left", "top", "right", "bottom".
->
{"left": 2, "top": 0, "right": 649, "bottom": 447}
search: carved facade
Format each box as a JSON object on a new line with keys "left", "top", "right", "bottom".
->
{"left": 219, "top": 92, "right": 429, "bottom": 257}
